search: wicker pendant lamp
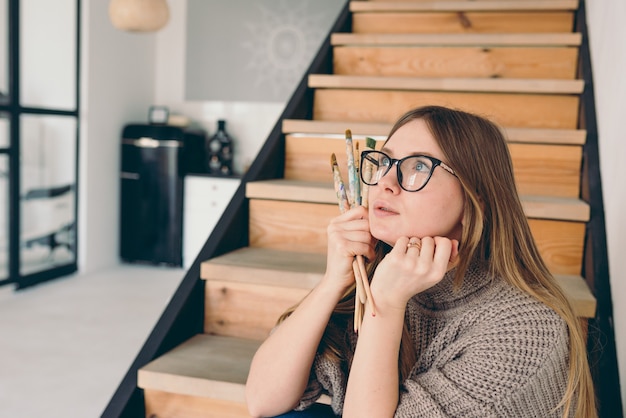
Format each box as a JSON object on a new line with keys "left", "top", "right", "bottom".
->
{"left": 109, "top": 0, "right": 170, "bottom": 32}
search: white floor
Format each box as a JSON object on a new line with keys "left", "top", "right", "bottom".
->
{"left": 0, "top": 263, "right": 185, "bottom": 418}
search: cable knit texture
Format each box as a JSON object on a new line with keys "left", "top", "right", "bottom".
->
{"left": 295, "top": 262, "right": 571, "bottom": 417}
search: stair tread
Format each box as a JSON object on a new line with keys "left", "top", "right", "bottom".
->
{"left": 138, "top": 334, "right": 260, "bottom": 403}
{"left": 308, "top": 74, "right": 584, "bottom": 94}
{"left": 201, "top": 247, "right": 595, "bottom": 318}
{"left": 138, "top": 333, "right": 332, "bottom": 406}
{"left": 331, "top": 32, "right": 582, "bottom": 47}
{"left": 282, "top": 119, "right": 586, "bottom": 145}
{"left": 349, "top": 0, "right": 579, "bottom": 12}
{"left": 200, "top": 246, "right": 326, "bottom": 289}
{"left": 246, "top": 179, "right": 589, "bottom": 222}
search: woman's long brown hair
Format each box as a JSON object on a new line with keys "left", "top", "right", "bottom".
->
{"left": 278, "top": 106, "right": 596, "bottom": 418}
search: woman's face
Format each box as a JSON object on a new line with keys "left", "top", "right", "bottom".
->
{"left": 368, "top": 119, "right": 465, "bottom": 246}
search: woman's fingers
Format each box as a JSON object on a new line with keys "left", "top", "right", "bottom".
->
{"left": 328, "top": 207, "right": 376, "bottom": 259}
{"left": 391, "top": 236, "right": 410, "bottom": 254}
{"left": 389, "top": 236, "right": 455, "bottom": 285}
{"left": 447, "top": 239, "right": 460, "bottom": 270}
{"left": 418, "top": 237, "right": 435, "bottom": 260}
{"left": 406, "top": 237, "right": 421, "bottom": 252}
{"left": 403, "top": 236, "right": 453, "bottom": 266}
{"left": 330, "top": 205, "right": 368, "bottom": 223}
{"left": 325, "top": 207, "right": 375, "bottom": 286}
{"left": 431, "top": 237, "right": 452, "bottom": 274}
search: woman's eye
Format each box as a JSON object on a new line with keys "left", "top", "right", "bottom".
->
{"left": 413, "top": 159, "right": 430, "bottom": 172}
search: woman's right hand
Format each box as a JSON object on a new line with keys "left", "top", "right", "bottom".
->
{"left": 323, "top": 206, "right": 376, "bottom": 292}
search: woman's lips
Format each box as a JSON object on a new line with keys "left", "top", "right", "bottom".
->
{"left": 372, "top": 201, "right": 398, "bottom": 216}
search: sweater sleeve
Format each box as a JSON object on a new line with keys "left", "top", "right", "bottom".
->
{"left": 394, "top": 297, "right": 570, "bottom": 418}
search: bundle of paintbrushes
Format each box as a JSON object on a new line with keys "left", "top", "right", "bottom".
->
{"left": 330, "top": 131, "right": 377, "bottom": 332}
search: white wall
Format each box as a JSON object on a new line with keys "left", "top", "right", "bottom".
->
{"left": 154, "top": 0, "right": 284, "bottom": 174}
{"left": 586, "top": 2, "right": 626, "bottom": 411}
{"left": 79, "top": 0, "right": 156, "bottom": 273}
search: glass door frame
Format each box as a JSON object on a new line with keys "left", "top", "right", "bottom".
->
{"left": 0, "top": 0, "right": 80, "bottom": 289}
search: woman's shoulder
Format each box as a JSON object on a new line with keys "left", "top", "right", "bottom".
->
{"left": 467, "top": 276, "right": 567, "bottom": 336}
{"left": 409, "top": 270, "right": 564, "bottom": 326}
{"left": 495, "top": 277, "right": 564, "bottom": 320}
{"left": 450, "top": 277, "right": 570, "bottom": 377}
{"left": 408, "top": 273, "right": 568, "bottom": 351}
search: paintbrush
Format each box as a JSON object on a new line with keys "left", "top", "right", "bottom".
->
{"left": 331, "top": 153, "right": 350, "bottom": 214}
{"left": 360, "top": 137, "right": 376, "bottom": 208}
{"left": 331, "top": 152, "right": 365, "bottom": 331}
{"left": 345, "top": 130, "right": 359, "bottom": 208}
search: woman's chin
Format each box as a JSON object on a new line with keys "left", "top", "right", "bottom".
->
{"left": 370, "top": 229, "right": 397, "bottom": 247}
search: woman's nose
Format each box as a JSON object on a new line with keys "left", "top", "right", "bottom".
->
{"left": 377, "top": 162, "right": 401, "bottom": 192}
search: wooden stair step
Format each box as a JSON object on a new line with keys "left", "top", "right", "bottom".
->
{"left": 312, "top": 89, "right": 579, "bottom": 129}
{"left": 139, "top": 333, "right": 331, "bottom": 417}
{"left": 331, "top": 33, "right": 582, "bottom": 47}
{"left": 283, "top": 119, "right": 390, "bottom": 137}
{"left": 281, "top": 119, "right": 586, "bottom": 145}
{"left": 246, "top": 179, "right": 589, "bottom": 222}
{"left": 349, "top": 1, "right": 579, "bottom": 12}
{"left": 201, "top": 247, "right": 595, "bottom": 319}
{"left": 201, "top": 247, "right": 325, "bottom": 340}
{"left": 352, "top": 12, "right": 575, "bottom": 35}
{"left": 139, "top": 334, "right": 259, "bottom": 405}
{"left": 332, "top": 45, "right": 578, "bottom": 80}
{"left": 308, "top": 74, "right": 584, "bottom": 95}
{"left": 201, "top": 246, "right": 325, "bottom": 289}
{"left": 349, "top": 2, "right": 576, "bottom": 35}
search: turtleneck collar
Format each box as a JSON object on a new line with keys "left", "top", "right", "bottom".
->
{"left": 413, "top": 260, "right": 498, "bottom": 311}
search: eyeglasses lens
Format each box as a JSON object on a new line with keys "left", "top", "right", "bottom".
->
{"left": 364, "top": 151, "right": 434, "bottom": 192}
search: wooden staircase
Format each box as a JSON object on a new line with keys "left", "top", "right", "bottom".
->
{"left": 104, "top": 1, "right": 622, "bottom": 417}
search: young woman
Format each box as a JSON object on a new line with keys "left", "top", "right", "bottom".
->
{"left": 245, "top": 106, "right": 596, "bottom": 418}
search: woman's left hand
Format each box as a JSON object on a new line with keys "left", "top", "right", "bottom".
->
{"left": 370, "top": 236, "right": 459, "bottom": 312}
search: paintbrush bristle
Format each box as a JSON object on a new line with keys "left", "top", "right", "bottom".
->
{"left": 331, "top": 153, "right": 337, "bottom": 166}
{"left": 345, "top": 129, "right": 352, "bottom": 139}
{"left": 366, "top": 137, "right": 376, "bottom": 149}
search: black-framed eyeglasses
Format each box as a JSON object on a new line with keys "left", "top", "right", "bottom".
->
{"left": 360, "top": 150, "right": 456, "bottom": 192}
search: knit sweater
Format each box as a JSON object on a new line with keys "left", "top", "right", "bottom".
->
{"left": 296, "top": 262, "right": 571, "bottom": 417}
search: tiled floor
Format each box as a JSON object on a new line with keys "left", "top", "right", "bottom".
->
{"left": 0, "top": 264, "right": 185, "bottom": 418}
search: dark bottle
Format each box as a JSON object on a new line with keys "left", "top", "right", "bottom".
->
{"left": 206, "top": 119, "right": 234, "bottom": 175}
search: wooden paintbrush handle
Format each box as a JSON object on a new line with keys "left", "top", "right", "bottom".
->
{"left": 356, "top": 255, "right": 375, "bottom": 316}
{"left": 353, "top": 259, "right": 367, "bottom": 305}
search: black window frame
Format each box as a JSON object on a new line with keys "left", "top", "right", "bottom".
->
{"left": 0, "top": 0, "right": 81, "bottom": 289}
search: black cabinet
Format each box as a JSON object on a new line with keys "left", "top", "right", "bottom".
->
{"left": 119, "top": 124, "right": 187, "bottom": 266}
